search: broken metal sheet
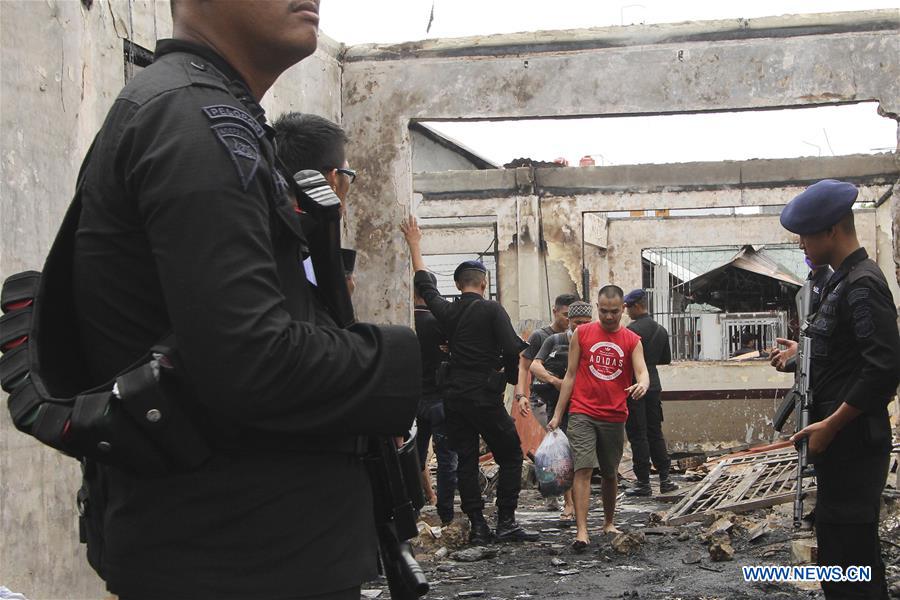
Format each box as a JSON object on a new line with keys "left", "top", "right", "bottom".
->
{"left": 664, "top": 448, "right": 816, "bottom": 525}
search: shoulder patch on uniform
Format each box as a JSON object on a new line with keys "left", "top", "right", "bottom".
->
{"left": 201, "top": 105, "right": 266, "bottom": 139}
{"left": 854, "top": 311, "right": 875, "bottom": 339}
{"left": 847, "top": 285, "right": 877, "bottom": 338}
{"left": 209, "top": 122, "right": 260, "bottom": 191}
{"left": 847, "top": 287, "right": 870, "bottom": 306}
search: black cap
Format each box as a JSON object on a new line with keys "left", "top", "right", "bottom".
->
{"left": 453, "top": 260, "right": 487, "bottom": 282}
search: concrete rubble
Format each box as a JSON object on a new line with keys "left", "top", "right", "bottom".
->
{"left": 451, "top": 546, "right": 499, "bottom": 562}
{"left": 611, "top": 532, "right": 645, "bottom": 555}
{"left": 396, "top": 441, "right": 900, "bottom": 599}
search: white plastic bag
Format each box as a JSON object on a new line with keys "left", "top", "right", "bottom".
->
{"left": 533, "top": 430, "right": 574, "bottom": 497}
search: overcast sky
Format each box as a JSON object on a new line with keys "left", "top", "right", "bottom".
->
{"left": 319, "top": 1, "right": 899, "bottom": 167}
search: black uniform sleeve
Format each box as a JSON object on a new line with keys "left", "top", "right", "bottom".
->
{"left": 842, "top": 277, "right": 900, "bottom": 414}
{"left": 414, "top": 270, "right": 452, "bottom": 323}
{"left": 658, "top": 325, "right": 672, "bottom": 366}
{"left": 491, "top": 303, "right": 528, "bottom": 383}
{"left": 122, "top": 91, "right": 419, "bottom": 436}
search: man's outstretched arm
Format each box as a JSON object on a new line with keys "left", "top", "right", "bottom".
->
{"left": 401, "top": 215, "right": 451, "bottom": 321}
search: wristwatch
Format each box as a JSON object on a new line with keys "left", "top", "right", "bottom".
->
{"left": 515, "top": 393, "right": 526, "bottom": 401}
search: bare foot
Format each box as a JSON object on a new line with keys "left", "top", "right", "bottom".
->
{"left": 602, "top": 523, "right": 621, "bottom": 535}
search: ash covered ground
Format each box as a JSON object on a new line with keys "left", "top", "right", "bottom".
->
{"left": 363, "top": 473, "right": 900, "bottom": 600}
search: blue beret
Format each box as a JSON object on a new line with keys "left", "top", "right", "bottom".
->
{"left": 623, "top": 289, "right": 646, "bottom": 305}
{"left": 780, "top": 180, "right": 858, "bottom": 235}
{"left": 453, "top": 260, "right": 487, "bottom": 281}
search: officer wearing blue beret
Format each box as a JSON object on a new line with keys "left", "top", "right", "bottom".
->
{"left": 622, "top": 289, "right": 677, "bottom": 497}
{"left": 782, "top": 180, "right": 900, "bottom": 599}
{"left": 402, "top": 217, "right": 538, "bottom": 545}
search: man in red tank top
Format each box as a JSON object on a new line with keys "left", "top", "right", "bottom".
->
{"left": 548, "top": 285, "right": 650, "bottom": 552}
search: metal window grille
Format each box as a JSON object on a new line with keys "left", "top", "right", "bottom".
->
{"left": 642, "top": 244, "right": 805, "bottom": 361}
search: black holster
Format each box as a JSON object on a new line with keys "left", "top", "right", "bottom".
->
{"left": 485, "top": 370, "right": 507, "bottom": 395}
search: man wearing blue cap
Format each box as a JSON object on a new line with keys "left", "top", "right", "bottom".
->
{"left": 781, "top": 179, "right": 900, "bottom": 599}
{"left": 402, "top": 217, "right": 538, "bottom": 545}
{"left": 622, "top": 289, "right": 677, "bottom": 497}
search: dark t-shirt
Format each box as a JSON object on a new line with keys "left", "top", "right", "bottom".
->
{"left": 524, "top": 326, "right": 556, "bottom": 395}
{"left": 532, "top": 330, "right": 572, "bottom": 402}
{"left": 626, "top": 314, "right": 671, "bottom": 392}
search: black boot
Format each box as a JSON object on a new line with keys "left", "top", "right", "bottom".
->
{"left": 625, "top": 480, "right": 652, "bottom": 497}
{"left": 495, "top": 509, "right": 539, "bottom": 543}
{"left": 468, "top": 513, "right": 495, "bottom": 545}
{"left": 659, "top": 477, "right": 679, "bottom": 494}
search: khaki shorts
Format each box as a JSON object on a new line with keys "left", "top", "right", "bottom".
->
{"left": 567, "top": 413, "right": 625, "bottom": 477}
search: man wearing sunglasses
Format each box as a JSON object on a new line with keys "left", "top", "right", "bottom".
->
{"left": 274, "top": 112, "right": 358, "bottom": 293}
{"left": 274, "top": 111, "right": 357, "bottom": 216}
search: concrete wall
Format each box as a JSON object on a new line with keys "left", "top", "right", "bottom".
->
{"left": 342, "top": 10, "right": 900, "bottom": 327}
{"left": 413, "top": 154, "right": 898, "bottom": 323}
{"left": 412, "top": 158, "right": 896, "bottom": 446}
{"left": 659, "top": 362, "right": 794, "bottom": 444}
{"left": 603, "top": 210, "right": 877, "bottom": 295}
{"left": 410, "top": 128, "right": 485, "bottom": 173}
{"left": 0, "top": 2, "right": 343, "bottom": 597}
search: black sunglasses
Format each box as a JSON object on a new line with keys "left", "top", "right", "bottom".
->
{"left": 334, "top": 167, "right": 357, "bottom": 183}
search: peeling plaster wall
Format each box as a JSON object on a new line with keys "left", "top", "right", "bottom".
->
{"left": 414, "top": 164, "right": 894, "bottom": 444}
{"left": 0, "top": 3, "right": 342, "bottom": 597}
{"left": 414, "top": 157, "right": 897, "bottom": 323}
{"left": 343, "top": 11, "right": 900, "bottom": 326}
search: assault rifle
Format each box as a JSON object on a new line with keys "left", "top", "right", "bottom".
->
{"left": 772, "top": 277, "right": 816, "bottom": 529}
{"left": 792, "top": 333, "right": 813, "bottom": 528}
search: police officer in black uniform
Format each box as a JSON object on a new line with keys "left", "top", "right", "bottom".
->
{"left": 70, "top": 2, "right": 419, "bottom": 598}
{"left": 401, "top": 217, "right": 538, "bottom": 545}
{"left": 782, "top": 180, "right": 900, "bottom": 599}
{"left": 413, "top": 272, "right": 458, "bottom": 524}
{"left": 622, "top": 289, "right": 678, "bottom": 497}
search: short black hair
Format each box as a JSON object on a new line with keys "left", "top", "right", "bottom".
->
{"left": 273, "top": 112, "right": 348, "bottom": 176}
{"left": 598, "top": 285, "right": 624, "bottom": 300}
{"left": 740, "top": 332, "right": 758, "bottom": 345}
{"left": 554, "top": 293, "right": 579, "bottom": 308}
{"left": 457, "top": 269, "right": 487, "bottom": 289}
{"left": 838, "top": 211, "right": 856, "bottom": 234}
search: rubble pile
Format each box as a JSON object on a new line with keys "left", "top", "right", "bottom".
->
{"left": 396, "top": 441, "right": 900, "bottom": 599}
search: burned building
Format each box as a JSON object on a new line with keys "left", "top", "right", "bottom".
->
{"left": 1, "top": 3, "right": 899, "bottom": 597}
